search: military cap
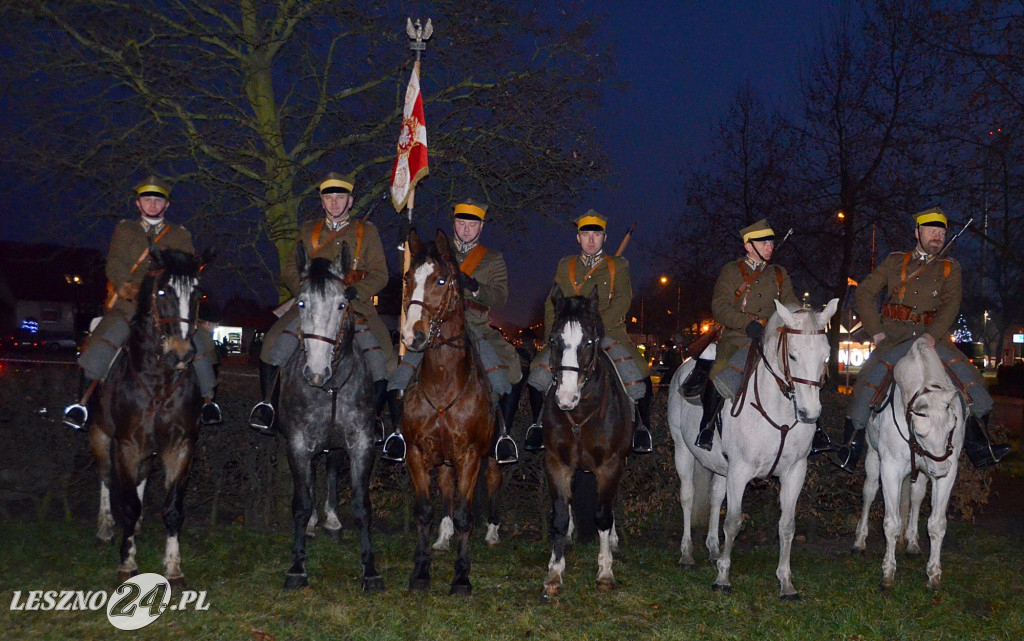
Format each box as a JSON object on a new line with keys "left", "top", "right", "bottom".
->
{"left": 574, "top": 209, "right": 607, "bottom": 231}
{"left": 913, "top": 206, "right": 947, "bottom": 228}
{"left": 453, "top": 198, "right": 488, "bottom": 221}
{"left": 319, "top": 172, "right": 355, "bottom": 194}
{"left": 740, "top": 219, "right": 776, "bottom": 243}
{"left": 134, "top": 175, "right": 171, "bottom": 199}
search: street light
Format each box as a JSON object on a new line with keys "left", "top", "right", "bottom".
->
{"left": 660, "top": 275, "right": 681, "bottom": 333}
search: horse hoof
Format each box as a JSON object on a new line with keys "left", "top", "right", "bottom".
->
{"left": 449, "top": 582, "right": 472, "bottom": 597}
{"left": 408, "top": 578, "right": 431, "bottom": 592}
{"left": 596, "top": 578, "right": 616, "bottom": 592}
{"left": 780, "top": 592, "right": 801, "bottom": 602}
{"left": 711, "top": 583, "right": 732, "bottom": 594}
{"left": 117, "top": 569, "right": 138, "bottom": 584}
{"left": 878, "top": 582, "right": 891, "bottom": 594}
{"left": 362, "top": 576, "right": 385, "bottom": 593}
{"left": 851, "top": 546, "right": 866, "bottom": 555}
{"left": 906, "top": 547, "right": 922, "bottom": 557}
{"left": 324, "top": 527, "right": 342, "bottom": 543}
{"left": 168, "top": 576, "right": 187, "bottom": 592}
{"left": 679, "top": 558, "right": 695, "bottom": 569}
{"left": 543, "top": 585, "right": 560, "bottom": 600}
{"left": 284, "top": 573, "right": 309, "bottom": 590}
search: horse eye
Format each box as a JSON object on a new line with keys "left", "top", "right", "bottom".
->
{"left": 297, "top": 301, "right": 305, "bottom": 308}
{"left": 157, "top": 289, "right": 166, "bottom": 296}
{"left": 338, "top": 302, "right": 346, "bottom": 311}
{"left": 438, "top": 278, "right": 447, "bottom": 285}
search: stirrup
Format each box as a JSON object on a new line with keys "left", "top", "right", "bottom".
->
{"left": 694, "top": 427, "right": 714, "bottom": 451}
{"left": 375, "top": 417, "right": 386, "bottom": 445}
{"left": 632, "top": 424, "right": 653, "bottom": 454}
{"left": 63, "top": 403, "right": 89, "bottom": 430}
{"left": 382, "top": 431, "right": 406, "bottom": 462}
{"left": 248, "top": 402, "right": 275, "bottom": 432}
{"left": 201, "top": 401, "right": 223, "bottom": 425}
{"left": 523, "top": 423, "right": 544, "bottom": 451}
{"left": 494, "top": 434, "right": 519, "bottom": 464}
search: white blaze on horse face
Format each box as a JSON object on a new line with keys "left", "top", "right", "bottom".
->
{"left": 171, "top": 276, "right": 195, "bottom": 339}
{"left": 301, "top": 285, "right": 343, "bottom": 380}
{"left": 555, "top": 320, "right": 584, "bottom": 409}
{"left": 402, "top": 261, "right": 435, "bottom": 347}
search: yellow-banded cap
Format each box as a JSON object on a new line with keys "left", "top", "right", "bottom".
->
{"left": 453, "top": 199, "right": 487, "bottom": 221}
{"left": 319, "top": 172, "right": 354, "bottom": 194}
{"left": 740, "top": 218, "right": 775, "bottom": 243}
{"left": 574, "top": 209, "right": 607, "bottom": 231}
{"left": 134, "top": 175, "right": 171, "bottom": 199}
{"left": 913, "top": 206, "right": 947, "bottom": 228}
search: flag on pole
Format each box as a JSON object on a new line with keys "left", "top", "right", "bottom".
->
{"left": 390, "top": 60, "right": 429, "bottom": 212}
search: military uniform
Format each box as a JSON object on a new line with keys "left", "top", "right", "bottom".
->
{"left": 833, "top": 207, "right": 1008, "bottom": 471}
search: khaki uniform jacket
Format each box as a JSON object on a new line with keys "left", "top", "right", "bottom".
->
{"left": 106, "top": 219, "right": 195, "bottom": 318}
{"left": 855, "top": 251, "right": 961, "bottom": 351}
{"left": 710, "top": 258, "right": 798, "bottom": 379}
{"left": 543, "top": 254, "right": 647, "bottom": 376}
{"left": 456, "top": 244, "right": 522, "bottom": 384}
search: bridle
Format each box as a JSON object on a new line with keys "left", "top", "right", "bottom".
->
{"left": 551, "top": 331, "right": 600, "bottom": 397}
{"left": 888, "top": 385, "right": 958, "bottom": 480}
{"left": 147, "top": 268, "right": 200, "bottom": 345}
{"left": 404, "top": 261, "right": 465, "bottom": 350}
{"left": 296, "top": 271, "right": 353, "bottom": 363}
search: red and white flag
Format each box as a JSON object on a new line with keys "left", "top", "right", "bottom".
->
{"left": 390, "top": 60, "right": 429, "bottom": 212}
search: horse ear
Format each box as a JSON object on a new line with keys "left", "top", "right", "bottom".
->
{"left": 774, "top": 299, "right": 798, "bottom": 326}
{"left": 408, "top": 227, "right": 421, "bottom": 258}
{"left": 549, "top": 284, "right": 564, "bottom": 306}
{"left": 149, "top": 249, "right": 165, "bottom": 270}
{"left": 434, "top": 229, "right": 452, "bottom": 261}
{"left": 586, "top": 286, "right": 600, "bottom": 308}
{"left": 819, "top": 297, "right": 840, "bottom": 325}
{"left": 295, "top": 239, "right": 309, "bottom": 275}
{"left": 337, "top": 241, "right": 353, "bottom": 274}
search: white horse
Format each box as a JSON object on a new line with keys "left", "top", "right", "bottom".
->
{"left": 858, "top": 337, "right": 965, "bottom": 591}
{"left": 667, "top": 299, "right": 838, "bottom": 599}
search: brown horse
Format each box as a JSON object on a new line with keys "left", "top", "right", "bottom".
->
{"left": 542, "top": 287, "right": 634, "bottom": 597}
{"left": 399, "top": 229, "right": 501, "bottom": 596}
{"left": 89, "top": 249, "right": 206, "bottom": 587}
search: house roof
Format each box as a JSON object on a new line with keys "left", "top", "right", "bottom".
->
{"left": 0, "top": 241, "right": 107, "bottom": 305}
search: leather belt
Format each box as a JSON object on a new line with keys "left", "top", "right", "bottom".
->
{"left": 881, "top": 303, "right": 935, "bottom": 325}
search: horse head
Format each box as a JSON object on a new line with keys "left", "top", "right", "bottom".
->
{"left": 894, "top": 337, "right": 963, "bottom": 479}
{"left": 766, "top": 297, "right": 838, "bottom": 423}
{"left": 549, "top": 286, "right": 604, "bottom": 411}
{"left": 401, "top": 229, "right": 462, "bottom": 352}
{"left": 137, "top": 249, "right": 207, "bottom": 370}
{"left": 295, "top": 240, "right": 355, "bottom": 387}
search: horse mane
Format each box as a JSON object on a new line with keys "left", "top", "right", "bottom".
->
{"left": 896, "top": 338, "right": 951, "bottom": 392}
{"left": 134, "top": 249, "right": 198, "bottom": 323}
{"left": 553, "top": 292, "right": 605, "bottom": 340}
{"left": 411, "top": 236, "right": 459, "bottom": 276}
{"left": 304, "top": 256, "right": 339, "bottom": 296}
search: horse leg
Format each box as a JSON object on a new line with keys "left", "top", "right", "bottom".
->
{"left": 713, "top": 468, "right": 753, "bottom": 594}
{"left": 284, "top": 452, "right": 315, "bottom": 590}
{"left": 90, "top": 428, "right": 115, "bottom": 544}
{"left": 450, "top": 455, "right": 483, "bottom": 596}
{"left": 349, "top": 440, "right": 384, "bottom": 593}
{"left": 853, "top": 447, "right": 880, "bottom": 553}
{"left": 407, "top": 452, "right": 434, "bottom": 591}
{"left": 432, "top": 466, "right": 455, "bottom": 552}
{"left": 673, "top": 432, "right": 697, "bottom": 567}
{"left": 322, "top": 449, "right": 344, "bottom": 541}
{"left": 304, "top": 460, "right": 320, "bottom": 538}
{"left": 112, "top": 444, "right": 144, "bottom": 583}
{"left": 904, "top": 473, "right": 928, "bottom": 556}
{"left": 925, "top": 469, "right": 957, "bottom": 590}
{"left": 160, "top": 442, "right": 194, "bottom": 590}
{"left": 878, "top": 460, "right": 906, "bottom": 592}
{"left": 776, "top": 459, "right": 807, "bottom": 600}
{"left": 133, "top": 465, "right": 151, "bottom": 538}
{"left": 543, "top": 457, "right": 574, "bottom": 598}
{"left": 594, "top": 462, "right": 625, "bottom": 591}
{"left": 484, "top": 457, "right": 503, "bottom": 547}
{"left": 707, "top": 473, "right": 726, "bottom": 563}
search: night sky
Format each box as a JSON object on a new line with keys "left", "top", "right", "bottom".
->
{"left": 0, "top": 1, "right": 832, "bottom": 328}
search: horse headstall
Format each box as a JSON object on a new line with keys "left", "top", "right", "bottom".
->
{"left": 404, "top": 262, "right": 461, "bottom": 348}
{"left": 147, "top": 268, "right": 200, "bottom": 342}
{"left": 897, "top": 386, "right": 958, "bottom": 463}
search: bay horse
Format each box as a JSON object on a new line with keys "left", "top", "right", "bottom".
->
{"left": 89, "top": 249, "right": 206, "bottom": 586}
{"left": 400, "top": 229, "right": 502, "bottom": 596}
{"left": 276, "top": 241, "right": 383, "bottom": 592}
{"left": 667, "top": 299, "right": 838, "bottom": 599}
{"left": 542, "top": 287, "right": 634, "bottom": 598}
{"left": 857, "top": 337, "right": 965, "bottom": 591}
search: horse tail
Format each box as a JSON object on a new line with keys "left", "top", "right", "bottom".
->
{"left": 689, "top": 464, "right": 714, "bottom": 529}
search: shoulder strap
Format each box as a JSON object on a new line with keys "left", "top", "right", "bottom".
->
{"left": 131, "top": 225, "right": 172, "bottom": 275}
{"left": 774, "top": 265, "right": 784, "bottom": 296}
{"left": 943, "top": 259, "right": 951, "bottom": 279}
{"left": 460, "top": 245, "right": 489, "bottom": 276}
{"left": 351, "top": 221, "right": 365, "bottom": 270}
{"left": 606, "top": 256, "right": 616, "bottom": 301}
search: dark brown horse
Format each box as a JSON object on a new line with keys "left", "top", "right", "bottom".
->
{"left": 399, "top": 229, "right": 502, "bottom": 596}
{"left": 89, "top": 249, "right": 206, "bottom": 587}
{"left": 542, "top": 287, "right": 634, "bottom": 597}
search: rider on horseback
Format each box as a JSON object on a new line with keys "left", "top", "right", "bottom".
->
{"left": 249, "top": 172, "right": 398, "bottom": 434}
{"left": 684, "top": 219, "right": 832, "bottom": 452}
{"left": 524, "top": 211, "right": 654, "bottom": 453}
{"left": 831, "top": 206, "right": 1011, "bottom": 472}
{"left": 63, "top": 176, "right": 221, "bottom": 429}
{"left": 386, "top": 198, "right": 520, "bottom": 464}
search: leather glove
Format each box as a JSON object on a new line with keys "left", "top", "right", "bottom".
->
{"left": 344, "top": 286, "right": 359, "bottom": 302}
{"left": 457, "top": 272, "right": 480, "bottom": 293}
{"left": 745, "top": 320, "right": 764, "bottom": 341}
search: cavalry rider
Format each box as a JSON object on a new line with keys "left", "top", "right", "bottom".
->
{"left": 684, "top": 219, "right": 831, "bottom": 452}
{"left": 249, "top": 172, "right": 397, "bottom": 432}
{"left": 385, "top": 198, "right": 520, "bottom": 464}
{"left": 831, "top": 207, "right": 1011, "bottom": 471}
{"left": 524, "top": 210, "right": 653, "bottom": 453}
{"left": 63, "top": 176, "right": 222, "bottom": 429}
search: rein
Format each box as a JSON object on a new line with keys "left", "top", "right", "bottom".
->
{"left": 296, "top": 271, "right": 352, "bottom": 362}
{"left": 889, "top": 385, "right": 958, "bottom": 482}
{"left": 553, "top": 338, "right": 604, "bottom": 437}
{"left": 405, "top": 265, "right": 461, "bottom": 349}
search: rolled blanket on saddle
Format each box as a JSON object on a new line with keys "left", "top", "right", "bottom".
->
{"left": 527, "top": 336, "right": 646, "bottom": 401}
{"left": 262, "top": 311, "right": 388, "bottom": 382}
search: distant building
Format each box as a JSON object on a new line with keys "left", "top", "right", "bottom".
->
{"left": 0, "top": 242, "right": 107, "bottom": 339}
